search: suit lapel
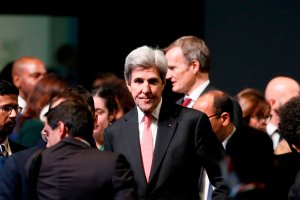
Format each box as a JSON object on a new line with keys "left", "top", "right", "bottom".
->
{"left": 149, "top": 102, "right": 180, "bottom": 182}
{"left": 124, "top": 109, "right": 146, "bottom": 182}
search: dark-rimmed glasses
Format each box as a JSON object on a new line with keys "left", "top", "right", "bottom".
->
{"left": 0, "top": 105, "right": 23, "bottom": 115}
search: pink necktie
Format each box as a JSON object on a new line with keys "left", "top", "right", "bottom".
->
{"left": 141, "top": 114, "right": 153, "bottom": 182}
{"left": 182, "top": 98, "right": 192, "bottom": 107}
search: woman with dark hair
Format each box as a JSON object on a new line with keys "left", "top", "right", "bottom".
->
{"left": 92, "top": 86, "right": 118, "bottom": 151}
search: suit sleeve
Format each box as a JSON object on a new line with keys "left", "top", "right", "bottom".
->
{"left": 112, "top": 154, "right": 138, "bottom": 200}
{"left": 195, "top": 113, "right": 229, "bottom": 199}
{"left": 103, "top": 128, "right": 112, "bottom": 152}
{"left": 0, "top": 156, "right": 21, "bottom": 199}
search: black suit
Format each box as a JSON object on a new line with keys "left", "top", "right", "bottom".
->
{"left": 104, "top": 101, "right": 228, "bottom": 200}
{"left": 35, "top": 137, "right": 137, "bottom": 200}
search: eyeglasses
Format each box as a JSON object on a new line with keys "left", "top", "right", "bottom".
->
{"left": 0, "top": 105, "right": 23, "bottom": 115}
{"left": 208, "top": 113, "right": 222, "bottom": 118}
{"left": 253, "top": 114, "right": 272, "bottom": 123}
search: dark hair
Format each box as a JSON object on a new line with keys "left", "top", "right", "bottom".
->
{"left": 92, "top": 85, "right": 118, "bottom": 121}
{"left": 49, "top": 85, "right": 96, "bottom": 148}
{"left": 46, "top": 101, "right": 94, "bottom": 140}
{"left": 0, "top": 79, "right": 19, "bottom": 96}
{"left": 51, "top": 85, "right": 95, "bottom": 115}
{"left": 213, "top": 92, "right": 234, "bottom": 122}
{"left": 279, "top": 96, "right": 300, "bottom": 148}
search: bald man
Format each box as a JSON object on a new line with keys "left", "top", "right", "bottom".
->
{"left": 12, "top": 56, "right": 47, "bottom": 111}
{"left": 194, "top": 90, "right": 236, "bottom": 146}
{"left": 265, "top": 76, "right": 300, "bottom": 149}
{"left": 193, "top": 90, "right": 236, "bottom": 200}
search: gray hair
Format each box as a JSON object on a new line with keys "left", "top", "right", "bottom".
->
{"left": 124, "top": 45, "right": 168, "bottom": 83}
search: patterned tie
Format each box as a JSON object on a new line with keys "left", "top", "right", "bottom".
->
{"left": 0, "top": 144, "right": 8, "bottom": 158}
{"left": 141, "top": 114, "right": 153, "bottom": 182}
{"left": 182, "top": 98, "right": 192, "bottom": 107}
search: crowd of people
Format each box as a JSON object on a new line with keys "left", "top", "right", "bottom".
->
{"left": 0, "top": 35, "right": 299, "bottom": 200}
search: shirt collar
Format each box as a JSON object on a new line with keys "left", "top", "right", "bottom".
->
{"left": 266, "top": 122, "right": 278, "bottom": 136}
{"left": 137, "top": 98, "right": 162, "bottom": 124}
{"left": 184, "top": 80, "right": 210, "bottom": 102}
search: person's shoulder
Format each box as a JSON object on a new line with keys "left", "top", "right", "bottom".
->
{"left": 5, "top": 147, "right": 39, "bottom": 166}
{"left": 8, "top": 140, "right": 28, "bottom": 152}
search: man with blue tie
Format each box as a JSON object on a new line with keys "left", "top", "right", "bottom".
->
{"left": 0, "top": 79, "right": 27, "bottom": 164}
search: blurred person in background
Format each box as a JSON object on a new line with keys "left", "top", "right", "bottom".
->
{"left": 235, "top": 88, "right": 271, "bottom": 133}
{"left": 92, "top": 85, "right": 118, "bottom": 151}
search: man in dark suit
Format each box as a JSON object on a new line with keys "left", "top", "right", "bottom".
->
{"left": 104, "top": 45, "right": 228, "bottom": 200}
{"left": 0, "top": 85, "right": 101, "bottom": 200}
{"left": 0, "top": 80, "right": 27, "bottom": 165}
{"left": 164, "top": 36, "right": 242, "bottom": 128}
{"left": 28, "top": 101, "right": 137, "bottom": 200}
{"left": 164, "top": 36, "right": 215, "bottom": 108}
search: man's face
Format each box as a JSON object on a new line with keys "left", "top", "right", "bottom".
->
{"left": 165, "top": 47, "right": 195, "bottom": 95}
{"left": 126, "top": 67, "right": 165, "bottom": 113}
{"left": 193, "top": 94, "right": 223, "bottom": 136}
{"left": 0, "top": 94, "right": 19, "bottom": 138}
{"left": 14, "top": 61, "right": 46, "bottom": 99}
{"left": 41, "top": 119, "right": 62, "bottom": 148}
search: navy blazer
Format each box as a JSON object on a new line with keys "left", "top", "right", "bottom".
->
{"left": 0, "top": 147, "right": 38, "bottom": 200}
{"left": 104, "top": 101, "right": 228, "bottom": 200}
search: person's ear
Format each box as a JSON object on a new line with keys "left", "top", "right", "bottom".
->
{"left": 221, "top": 112, "right": 230, "bottom": 126}
{"left": 190, "top": 60, "right": 200, "bottom": 74}
{"left": 57, "top": 121, "right": 67, "bottom": 138}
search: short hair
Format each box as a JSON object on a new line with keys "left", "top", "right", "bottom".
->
{"left": 45, "top": 101, "right": 94, "bottom": 140}
{"left": 212, "top": 91, "right": 234, "bottom": 122}
{"left": 124, "top": 45, "right": 168, "bottom": 83}
{"left": 279, "top": 96, "right": 300, "bottom": 148}
{"left": 0, "top": 79, "right": 19, "bottom": 96}
{"left": 164, "top": 35, "right": 210, "bottom": 73}
{"left": 50, "top": 85, "right": 95, "bottom": 115}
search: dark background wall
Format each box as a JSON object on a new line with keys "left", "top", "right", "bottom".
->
{"left": 2, "top": 0, "right": 300, "bottom": 99}
{"left": 204, "top": 0, "right": 300, "bottom": 96}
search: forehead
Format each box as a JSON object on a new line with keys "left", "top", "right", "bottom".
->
{"left": 0, "top": 94, "right": 18, "bottom": 106}
{"left": 20, "top": 62, "right": 46, "bottom": 75}
{"left": 131, "top": 67, "right": 160, "bottom": 79}
{"left": 194, "top": 95, "right": 215, "bottom": 112}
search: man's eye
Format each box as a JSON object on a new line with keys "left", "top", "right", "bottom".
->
{"left": 134, "top": 79, "right": 143, "bottom": 83}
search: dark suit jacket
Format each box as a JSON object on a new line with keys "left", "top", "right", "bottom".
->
{"left": 9, "top": 139, "right": 27, "bottom": 153}
{"left": 0, "top": 147, "right": 38, "bottom": 200}
{"left": 104, "top": 101, "right": 228, "bottom": 200}
{"left": 0, "top": 139, "right": 27, "bottom": 170}
{"left": 35, "top": 137, "right": 137, "bottom": 200}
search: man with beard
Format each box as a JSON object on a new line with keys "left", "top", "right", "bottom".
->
{"left": 0, "top": 79, "right": 27, "bottom": 167}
